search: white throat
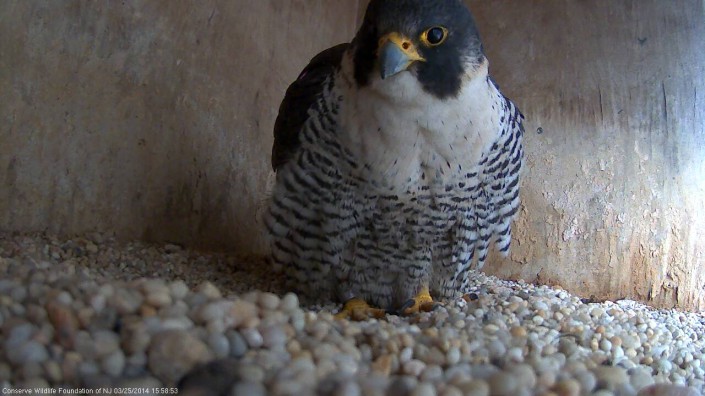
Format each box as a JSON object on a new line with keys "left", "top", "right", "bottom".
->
{"left": 337, "top": 55, "right": 501, "bottom": 193}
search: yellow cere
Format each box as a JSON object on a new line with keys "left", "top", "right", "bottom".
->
{"left": 378, "top": 32, "right": 426, "bottom": 62}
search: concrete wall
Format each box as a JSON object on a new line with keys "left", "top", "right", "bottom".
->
{"left": 463, "top": 0, "right": 705, "bottom": 310}
{"left": 0, "top": 1, "right": 359, "bottom": 252}
{"left": 2, "top": 1, "right": 704, "bottom": 309}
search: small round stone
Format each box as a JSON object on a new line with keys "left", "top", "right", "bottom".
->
{"left": 636, "top": 384, "right": 700, "bottom": 396}
{"left": 101, "top": 350, "right": 126, "bottom": 377}
{"left": 230, "top": 300, "right": 259, "bottom": 328}
{"left": 110, "top": 288, "right": 143, "bottom": 314}
{"left": 593, "top": 366, "right": 629, "bottom": 390}
{"left": 388, "top": 377, "right": 419, "bottom": 396}
{"left": 403, "top": 360, "right": 426, "bottom": 377}
{"left": 147, "top": 330, "right": 214, "bottom": 384}
{"left": 145, "top": 291, "right": 172, "bottom": 308}
{"left": 574, "top": 370, "right": 597, "bottom": 393}
{"left": 226, "top": 330, "right": 248, "bottom": 358}
{"left": 280, "top": 293, "right": 300, "bottom": 312}
{"left": 511, "top": 364, "right": 537, "bottom": 389}
{"left": 241, "top": 328, "right": 264, "bottom": 349}
{"left": 553, "top": 379, "right": 580, "bottom": 396}
{"left": 43, "top": 360, "right": 63, "bottom": 383}
{"left": 488, "top": 371, "right": 518, "bottom": 396}
{"left": 207, "top": 332, "right": 231, "bottom": 358}
{"left": 440, "top": 386, "right": 463, "bottom": 396}
{"left": 8, "top": 341, "right": 49, "bottom": 365}
{"left": 456, "top": 379, "right": 490, "bottom": 396}
{"left": 410, "top": 382, "right": 437, "bottom": 396}
{"left": 93, "top": 330, "right": 120, "bottom": 357}
{"left": 231, "top": 381, "right": 267, "bottom": 396}
{"left": 420, "top": 365, "right": 444, "bottom": 383}
{"left": 260, "top": 325, "right": 287, "bottom": 350}
{"left": 196, "top": 281, "right": 222, "bottom": 300}
{"left": 600, "top": 339, "right": 613, "bottom": 352}
{"left": 258, "top": 292, "right": 280, "bottom": 310}
{"left": 511, "top": 326, "right": 527, "bottom": 338}
{"left": 446, "top": 347, "right": 461, "bottom": 365}
{"left": 169, "top": 280, "right": 190, "bottom": 300}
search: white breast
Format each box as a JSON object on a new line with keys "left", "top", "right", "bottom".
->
{"left": 337, "top": 55, "right": 500, "bottom": 193}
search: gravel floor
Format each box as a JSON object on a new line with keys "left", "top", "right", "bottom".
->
{"left": 0, "top": 233, "right": 703, "bottom": 396}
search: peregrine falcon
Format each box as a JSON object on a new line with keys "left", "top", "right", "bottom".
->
{"left": 265, "top": 0, "right": 524, "bottom": 317}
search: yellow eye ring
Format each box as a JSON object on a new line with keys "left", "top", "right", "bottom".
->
{"left": 421, "top": 26, "right": 448, "bottom": 47}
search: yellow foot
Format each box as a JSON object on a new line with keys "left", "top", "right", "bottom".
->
{"left": 334, "top": 298, "right": 386, "bottom": 321}
{"left": 400, "top": 286, "right": 437, "bottom": 315}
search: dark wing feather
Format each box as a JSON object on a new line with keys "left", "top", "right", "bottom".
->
{"left": 271, "top": 43, "right": 349, "bottom": 171}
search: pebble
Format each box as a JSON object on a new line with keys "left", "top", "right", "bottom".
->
{"left": 205, "top": 333, "right": 229, "bottom": 359}
{"left": 260, "top": 325, "right": 288, "bottom": 350}
{"left": 147, "top": 330, "right": 213, "bottom": 384}
{"left": 145, "top": 290, "right": 172, "bottom": 308}
{"left": 196, "top": 281, "right": 222, "bottom": 300}
{"left": 389, "top": 376, "right": 419, "bottom": 396}
{"left": 421, "top": 365, "right": 444, "bottom": 383}
{"left": 335, "top": 380, "right": 362, "bottom": 396}
{"left": 372, "top": 354, "right": 394, "bottom": 376}
{"left": 232, "top": 381, "right": 268, "bottom": 396}
{"left": 259, "top": 292, "right": 281, "bottom": 310}
{"left": 629, "top": 367, "right": 655, "bottom": 390}
{"left": 574, "top": 368, "right": 598, "bottom": 393}
{"left": 60, "top": 351, "right": 82, "bottom": 382}
{"left": 456, "top": 380, "right": 490, "bottom": 396}
{"left": 488, "top": 371, "right": 518, "bottom": 395}
{"left": 404, "top": 360, "right": 427, "bottom": 377}
{"left": 226, "top": 330, "right": 249, "bottom": 358}
{"left": 93, "top": 330, "right": 120, "bottom": 357}
{"left": 511, "top": 364, "right": 538, "bottom": 389}
{"left": 43, "top": 360, "right": 63, "bottom": 383}
{"left": 593, "top": 366, "right": 629, "bottom": 390}
{"left": 21, "top": 362, "right": 43, "bottom": 379}
{"left": 230, "top": 299, "right": 259, "bottom": 328}
{"left": 2, "top": 234, "right": 705, "bottom": 395}
{"left": 446, "top": 347, "right": 461, "bottom": 365}
{"left": 553, "top": 379, "right": 580, "bottom": 396}
{"left": 5, "top": 322, "right": 35, "bottom": 348}
{"left": 101, "top": 350, "right": 125, "bottom": 377}
{"left": 169, "top": 280, "right": 190, "bottom": 300}
{"left": 411, "top": 382, "right": 437, "bottom": 396}
{"left": 241, "top": 327, "right": 264, "bottom": 349}
{"left": 7, "top": 341, "right": 49, "bottom": 365}
{"left": 637, "top": 384, "right": 702, "bottom": 396}
{"left": 45, "top": 301, "right": 78, "bottom": 348}
{"left": 281, "top": 293, "right": 300, "bottom": 312}
{"left": 110, "top": 288, "right": 143, "bottom": 314}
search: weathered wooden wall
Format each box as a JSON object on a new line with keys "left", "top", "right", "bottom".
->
{"left": 0, "top": 1, "right": 360, "bottom": 252}
{"left": 463, "top": 0, "right": 705, "bottom": 310}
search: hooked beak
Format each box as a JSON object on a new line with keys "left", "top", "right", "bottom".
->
{"left": 378, "top": 32, "right": 426, "bottom": 79}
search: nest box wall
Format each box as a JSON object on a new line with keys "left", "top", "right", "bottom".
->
{"left": 0, "top": 1, "right": 360, "bottom": 253}
{"left": 461, "top": 0, "right": 705, "bottom": 309}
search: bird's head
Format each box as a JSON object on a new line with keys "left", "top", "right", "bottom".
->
{"left": 352, "top": 0, "right": 485, "bottom": 100}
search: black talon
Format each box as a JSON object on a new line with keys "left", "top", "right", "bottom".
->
{"left": 393, "top": 298, "right": 417, "bottom": 315}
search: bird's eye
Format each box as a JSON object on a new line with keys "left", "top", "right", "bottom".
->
{"left": 421, "top": 26, "right": 448, "bottom": 46}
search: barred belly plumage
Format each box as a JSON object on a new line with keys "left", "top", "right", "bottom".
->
{"left": 265, "top": 76, "right": 523, "bottom": 310}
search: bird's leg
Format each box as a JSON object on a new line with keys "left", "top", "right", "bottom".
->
{"left": 399, "top": 285, "right": 437, "bottom": 315}
{"left": 334, "top": 297, "right": 386, "bottom": 321}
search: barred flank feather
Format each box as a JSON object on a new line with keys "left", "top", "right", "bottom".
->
{"left": 267, "top": 41, "right": 524, "bottom": 309}
{"left": 266, "top": 72, "right": 524, "bottom": 310}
